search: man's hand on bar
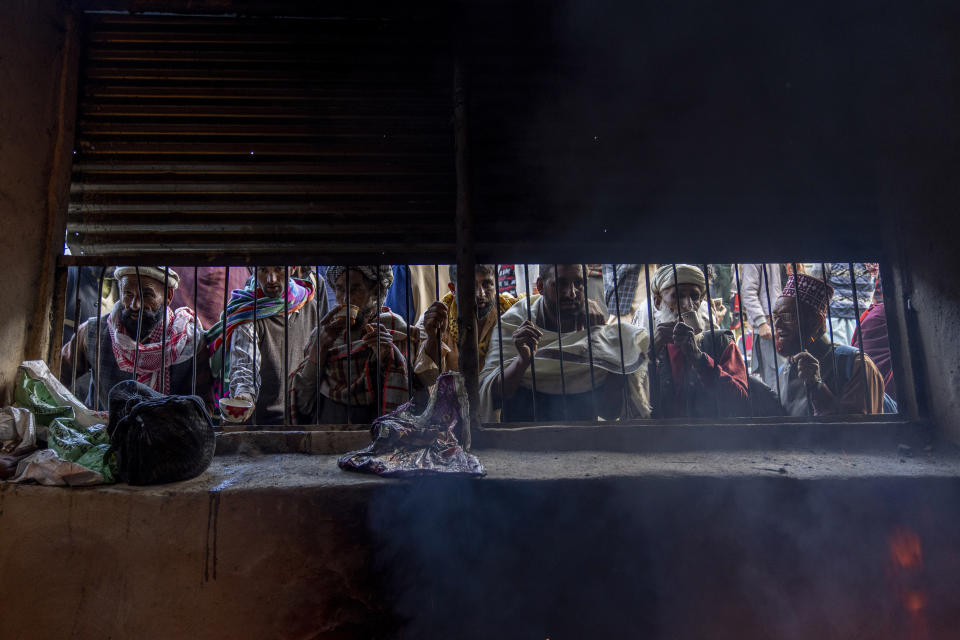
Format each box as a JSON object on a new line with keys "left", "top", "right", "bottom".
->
{"left": 513, "top": 319, "right": 542, "bottom": 367}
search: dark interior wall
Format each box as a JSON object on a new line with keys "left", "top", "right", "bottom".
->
{"left": 0, "top": 0, "right": 78, "bottom": 403}
{"left": 464, "top": 0, "right": 959, "bottom": 263}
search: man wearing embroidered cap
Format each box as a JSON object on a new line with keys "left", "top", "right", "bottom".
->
{"left": 60, "top": 266, "right": 211, "bottom": 410}
{"left": 773, "top": 273, "right": 886, "bottom": 415}
{"left": 649, "top": 264, "right": 750, "bottom": 417}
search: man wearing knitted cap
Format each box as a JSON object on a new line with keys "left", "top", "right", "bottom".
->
{"left": 60, "top": 266, "right": 211, "bottom": 410}
{"left": 773, "top": 273, "right": 886, "bottom": 415}
{"left": 650, "top": 264, "right": 750, "bottom": 418}
{"left": 291, "top": 265, "right": 415, "bottom": 423}
{"left": 208, "top": 266, "right": 320, "bottom": 425}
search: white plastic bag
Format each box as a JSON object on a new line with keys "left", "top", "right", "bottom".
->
{"left": 0, "top": 406, "right": 37, "bottom": 455}
{"left": 12, "top": 449, "right": 104, "bottom": 486}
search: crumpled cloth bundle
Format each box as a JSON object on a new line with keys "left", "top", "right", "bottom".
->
{"left": 108, "top": 380, "right": 215, "bottom": 485}
{"left": 338, "top": 372, "right": 484, "bottom": 477}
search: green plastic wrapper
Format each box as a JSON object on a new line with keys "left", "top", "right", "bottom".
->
{"left": 14, "top": 361, "right": 114, "bottom": 484}
{"left": 48, "top": 418, "right": 116, "bottom": 483}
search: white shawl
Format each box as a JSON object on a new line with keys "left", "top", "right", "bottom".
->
{"left": 479, "top": 295, "right": 651, "bottom": 422}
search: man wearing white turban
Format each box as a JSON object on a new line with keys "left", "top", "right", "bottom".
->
{"left": 478, "top": 264, "right": 651, "bottom": 422}
{"left": 650, "top": 264, "right": 749, "bottom": 418}
{"left": 60, "top": 266, "right": 211, "bottom": 410}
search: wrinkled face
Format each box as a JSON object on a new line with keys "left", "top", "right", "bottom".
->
{"left": 334, "top": 270, "right": 379, "bottom": 320}
{"left": 772, "top": 296, "right": 813, "bottom": 356}
{"left": 119, "top": 275, "right": 168, "bottom": 340}
{"left": 655, "top": 283, "right": 704, "bottom": 317}
{"left": 256, "top": 266, "right": 287, "bottom": 299}
{"left": 475, "top": 269, "right": 497, "bottom": 318}
{"left": 538, "top": 265, "right": 585, "bottom": 319}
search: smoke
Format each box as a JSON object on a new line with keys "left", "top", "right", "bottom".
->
{"left": 364, "top": 473, "right": 960, "bottom": 639}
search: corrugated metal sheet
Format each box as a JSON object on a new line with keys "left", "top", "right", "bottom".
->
{"left": 68, "top": 12, "right": 456, "bottom": 262}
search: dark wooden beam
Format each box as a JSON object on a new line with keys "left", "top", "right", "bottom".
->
{"left": 454, "top": 59, "right": 477, "bottom": 449}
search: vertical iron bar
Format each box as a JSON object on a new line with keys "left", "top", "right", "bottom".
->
{"left": 761, "top": 264, "right": 782, "bottom": 400}
{"left": 849, "top": 262, "right": 870, "bottom": 413}
{"left": 133, "top": 266, "right": 144, "bottom": 381}
{"left": 94, "top": 266, "right": 106, "bottom": 410}
{"left": 70, "top": 268, "right": 82, "bottom": 396}
{"left": 160, "top": 267, "right": 169, "bottom": 394}
{"left": 494, "top": 263, "right": 507, "bottom": 421}
{"left": 434, "top": 264, "right": 442, "bottom": 374}
{"left": 220, "top": 266, "right": 228, "bottom": 406}
{"left": 643, "top": 264, "right": 659, "bottom": 416}
{"left": 820, "top": 263, "right": 840, "bottom": 396}
{"left": 553, "top": 264, "right": 568, "bottom": 420}
{"left": 345, "top": 268, "right": 352, "bottom": 425}
{"left": 580, "top": 264, "right": 598, "bottom": 420}
{"left": 316, "top": 264, "right": 323, "bottom": 424}
{"left": 670, "top": 263, "right": 687, "bottom": 416}
{"left": 251, "top": 267, "right": 258, "bottom": 427}
{"left": 376, "top": 264, "right": 382, "bottom": 417}
{"left": 283, "top": 265, "right": 290, "bottom": 425}
{"left": 703, "top": 263, "right": 722, "bottom": 417}
{"left": 732, "top": 263, "right": 753, "bottom": 417}
{"left": 522, "top": 264, "right": 538, "bottom": 421}
{"left": 191, "top": 265, "right": 198, "bottom": 397}
{"left": 611, "top": 264, "right": 628, "bottom": 416}
{"left": 404, "top": 264, "right": 413, "bottom": 400}
{"left": 792, "top": 262, "right": 813, "bottom": 417}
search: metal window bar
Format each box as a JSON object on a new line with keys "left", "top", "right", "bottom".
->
{"left": 434, "top": 264, "right": 442, "bottom": 374}
{"left": 316, "top": 264, "right": 323, "bottom": 424}
{"left": 820, "top": 263, "right": 841, "bottom": 397}
{"left": 669, "top": 263, "right": 688, "bottom": 415}
{"left": 792, "top": 262, "right": 813, "bottom": 417}
{"left": 580, "top": 263, "right": 598, "bottom": 419}
{"left": 376, "top": 264, "right": 382, "bottom": 418}
{"left": 643, "top": 264, "right": 660, "bottom": 415}
{"left": 70, "top": 268, "right": 82, "bottom": 397}
{"left": 760, "top": 263, "right": 782, "bottom": 401}
{"left": 522, "top": 263, "right": 538, "bottom": 421}
{"left": 345, "top": 267, "right": 352, "bottom": 425}
{"left": 611, "top": 264, "right": 628, "bottom": 416}
{"left": 283, "top": 265, "right": 290, "bottom": 425}
{"left": 160, "top": 267, "right": 170, "bottom": 394}
{"left": 849, "top": 262, "right": 870, "bottom": 414}
{"left": 133, "top": 266, "right": 144, "bottom": 380}
{"left": 251, "top": 266, "right": 258, "bottom": 427}
{"left": 493, "top": 263, "right": 507, "bottom": 421}
{"left": 94, "top": 266, "right": 106, "bottom": 410}
{"left": 732, "top": 263, "right": 754, "bottom": 417}
{"left": 220, "top": 266, "right": 229, "bottom": 425}
{"left": 702, "top": 263, "right": 722, "bottom": 417}
{"left": 191, "top": 265, "right": 198, "bottom": 397}
{"left": 404, "top": 264, "right": 413, "bottom": 400}
{"left": 553, "top": 264, "right": 568, "bottom": 421}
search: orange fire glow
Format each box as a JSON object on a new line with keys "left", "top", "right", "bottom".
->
{"left": 889, "top": 527, "right": 923, "bottom": 570}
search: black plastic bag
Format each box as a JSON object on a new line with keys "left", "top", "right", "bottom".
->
{"left": 107, "top": 380, "right": 215, "bottom": 485}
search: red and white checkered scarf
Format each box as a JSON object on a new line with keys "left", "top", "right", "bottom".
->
{"left": 107, "top": 302, "right": 198, "bottom": 394}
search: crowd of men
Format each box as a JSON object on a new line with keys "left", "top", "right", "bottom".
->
{"left": 59, "top": 262, "right": 895, "bottom": 425}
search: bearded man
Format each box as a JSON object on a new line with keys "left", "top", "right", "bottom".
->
{"left": 650, "top": 264, "right": 749, "bottom": 418}
{"left": 291, "top": 265, "right": 415, "bottom": 424}
{"left": 60, "top": 266, "right": 210, "bottom": 410}
{"left": 478, "top": 264, "right": 650, "bottom": 423}
{"left": 773, "top": 274, "right": 886, "bottom": 415}
{"left": 207, "top": 266, "right": 318, "bottom": 425}
{"left": 416, "top": 264, "right": 518, "bottom": 386}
